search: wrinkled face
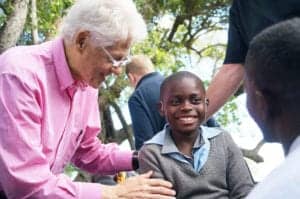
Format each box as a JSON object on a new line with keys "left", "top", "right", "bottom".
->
{"left": 160, "top": 77, "right": 207, "bottom": 135}
{"left": 71, "top": 33, "right": 130, "bottom": 88}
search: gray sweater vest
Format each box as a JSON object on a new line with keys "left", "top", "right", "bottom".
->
{"left": 138, "top": 131, "right": 254, "bottom": 199}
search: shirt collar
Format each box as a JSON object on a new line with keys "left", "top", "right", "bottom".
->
{"left": 145, "top": 125, "right": 221, "bottom": 149}
{"left": 161, "top": 126, "right": 204, "bottom": 154}
{"left": 52, "top": 37, "right": 75, "bottom": 91}
{"left": 145, "top": 125, "right": 222, "bottom": 172}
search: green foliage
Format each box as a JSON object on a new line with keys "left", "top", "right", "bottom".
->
{"left": 1, "top": 0, "right": 241, "bottom": 133}
{"left": 132, "top": 29, "right": 180, "bottom": 74}
{"left": 0, "top": 0, "right": 14, "bottom": 27}
{"left": 18, "top": 0, "right": 73, "bottom": 44}
{"left": 132, "top": 0, "right": 240, "bottom": 128}
{"left": 64, "top": 164, "right": 79, "bottom": 180}
{"left": 36, "top": 0, "right": 73, "bottom": 38}
{"left": 216, "top": 96, "right": 241, "bottom": 127}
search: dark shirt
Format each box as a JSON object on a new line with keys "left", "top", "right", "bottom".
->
{"left": 128, "top": 72, "right": 220, "bottom": 150}
{"left": 224, "top": 0, "right": 300, "bottom": 64}
{"left": 129, "top": 72, "right": 166, "bottom": 150}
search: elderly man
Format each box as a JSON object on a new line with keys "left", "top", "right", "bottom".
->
{"left": 0, "top": 0, "right": 176, "bottom": 198}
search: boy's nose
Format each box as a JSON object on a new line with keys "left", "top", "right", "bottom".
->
{"left": 180, "top": 101, "right": 192, "bottom": 111}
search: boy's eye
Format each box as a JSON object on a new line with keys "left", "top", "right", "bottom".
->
{"left": 170, "top": 98, "right": 181, "bottom": 105}
{"left": 190, "top": 96, "right": 202, "bottom": 104}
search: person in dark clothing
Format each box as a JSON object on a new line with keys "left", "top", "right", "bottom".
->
{"left": 126, "top": 55, "right": 219, "bottom": 150}
{"left": 126, "top": 55, "right": 166, "bottom": 150}
{"left": 206, "top": 0, "right": 300, "bottom": 118}
{"left": 245, "top": 17, "right": 300, "bottom": 199}
{"left": 138, "top": 71, "right": 254, "bottom": 199}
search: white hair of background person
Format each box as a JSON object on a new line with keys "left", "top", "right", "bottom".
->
{"left": 59, "top": 0, "right": 147, "bottom": 47}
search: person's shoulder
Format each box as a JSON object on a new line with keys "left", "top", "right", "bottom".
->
{"left": 138, "top": 73, "right": 163, "bottom": 87}
{"left": 247, "top": 156, "right": 300, "bottom": 199}
{"left": 144, "top": 128, "right": 165, "bottom": 145}
{"left": 139, "top": 142, "right": 162, "bottom": 159}
{"left": 0, "top": 42, "right": 52, "bottom": 76}
{"left": 201, "top": 126, "right": 226, "bottom": 139}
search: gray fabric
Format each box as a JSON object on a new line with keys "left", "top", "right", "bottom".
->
{"left": 138, "top": 129, "right": 254, "bottom": 199}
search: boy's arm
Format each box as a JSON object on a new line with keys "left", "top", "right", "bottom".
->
{"left": 224, "top": 133, "right": 255, "bottom": 199}
{"left": 137, "top": 145, "right": 165, "bottom": 179}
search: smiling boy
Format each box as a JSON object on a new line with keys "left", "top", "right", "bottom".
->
{"left": 138, "top": 71, "right": 254, "bottom": 199}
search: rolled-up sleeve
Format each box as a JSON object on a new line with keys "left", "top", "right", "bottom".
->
{"left": 71, "top": 98, "right": 133, "bottom": 174}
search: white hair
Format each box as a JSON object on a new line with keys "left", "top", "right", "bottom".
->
{"left": 59, "top": 0, "right": 147, "bottom": 47}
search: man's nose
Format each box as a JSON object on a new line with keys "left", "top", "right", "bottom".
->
{"left": 111, "top": 66, "right": 123, "bottom": 75}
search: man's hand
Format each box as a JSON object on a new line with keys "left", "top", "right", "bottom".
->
{"left": 101, "top": 171, "right": 176, "bottom": 199}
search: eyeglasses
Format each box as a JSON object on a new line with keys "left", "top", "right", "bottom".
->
{"left": 101, "top": 46, "right": 131, "bottom": 68}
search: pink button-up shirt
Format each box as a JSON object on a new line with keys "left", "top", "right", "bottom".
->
{"left": 0, "top": 38, "right": 133, "bottom": 198}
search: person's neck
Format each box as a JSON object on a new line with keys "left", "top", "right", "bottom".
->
{"left": 282, "top": 134, "right": 300, "bottom": 155}
{"left": 171, "top": 130, "right": 198, "bottom": 157}
{"left": 63, "top": 40, "right": 80, "bottom": 80}
{"left": 276, "top": 117, "right": 300, "bottom": 155}
{"left": 134, "top": 71, "right": 153, "bottom": 88}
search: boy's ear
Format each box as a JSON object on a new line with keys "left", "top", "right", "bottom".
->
{"left": 158, "top": 101, "right": 164, "bottom": 116}
{"left": 205, "top": 98, "right": 209, "bottom": 106}
{"left": 204, "top": 98, "right": 209, "bottom": 113}
{"left": 249, "top": 89, "right": 269, "bottom": 124}
{"left": 256, "top": 91, "right": 269, "bottom": 121}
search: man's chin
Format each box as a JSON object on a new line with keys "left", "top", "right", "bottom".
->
{"left": 89, "top": 78, "right": 104, "bottom": 89}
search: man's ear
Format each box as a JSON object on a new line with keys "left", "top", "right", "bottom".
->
{"left": 75, "top": 31, "right": 90, "bottom": 52}
{"left": 158, "top": 101, "right": 164, "bottom": 116}
{"left": 127, "top": 73, "right": 136, "bottom": 87}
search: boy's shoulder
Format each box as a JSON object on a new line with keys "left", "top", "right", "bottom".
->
{"left": 201, "top": 126, "right": 226, "bottom": 140}
{"left": 144, "top": 128, "right": 166, "bottom": 146}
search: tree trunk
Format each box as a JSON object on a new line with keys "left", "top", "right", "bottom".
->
{"left": 0, "top": 0, "right": 30, "bottom": 53}
{"left": 111, "top": 101, "right": 135, "bottom": 150}
{"left": 31, "top": 0, "right": 39, "bottom": 44}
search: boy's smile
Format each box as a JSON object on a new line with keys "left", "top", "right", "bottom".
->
{"left": 161, "top": 76, "right": 207, "bottom": 136}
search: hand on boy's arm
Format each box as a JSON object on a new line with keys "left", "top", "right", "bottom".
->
{"left": 100, "top": 171, "right": 176, "bottom": 199}
{"left": 137, "top": 145, "right": 165, "bottom": 179}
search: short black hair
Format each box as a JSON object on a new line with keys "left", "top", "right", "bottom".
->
{"left": 245, "top": 17, "right": 300, "bottom": 111}
{"left": 160, "top": 71, "right": 205, "bottom": 100}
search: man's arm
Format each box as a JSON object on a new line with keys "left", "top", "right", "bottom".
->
{"left": 0, "top": 73, "right": 103, "bottom": 198}
{"left": 206, "top": 63, "right": 244, "bottom": 118}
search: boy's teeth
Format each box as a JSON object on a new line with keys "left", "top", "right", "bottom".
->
{"left": 180, "top": 117, "right": 193, "bottom": 121}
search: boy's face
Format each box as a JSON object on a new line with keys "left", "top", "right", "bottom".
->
{"left": 160, "top": 77, "right": 207, "bottom": 135}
